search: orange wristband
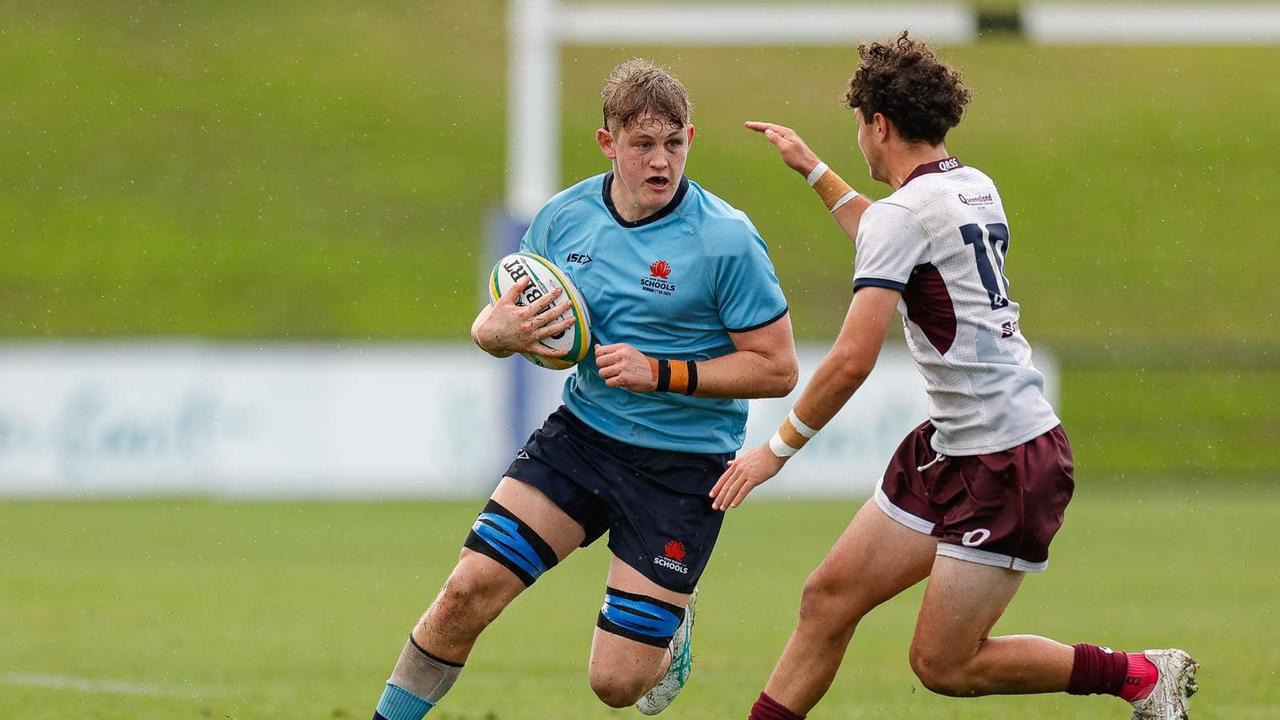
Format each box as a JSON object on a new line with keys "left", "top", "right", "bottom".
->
{"left": 649, "top": 358, "right": 698, "bottom": 394}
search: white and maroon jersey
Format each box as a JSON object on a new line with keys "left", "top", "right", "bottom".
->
{"left": 853, "top": 158, "right": 1060, "bottom": 456}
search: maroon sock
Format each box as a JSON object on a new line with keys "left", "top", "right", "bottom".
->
{"left": 1067, "top": 643, "right": 1130, "bottom": 696}
{"left": 749, "top": 691, "right": 805, "bottom": 720}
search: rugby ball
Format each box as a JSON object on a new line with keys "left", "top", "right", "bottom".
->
{"left": 489, "top": 252, "right": 592, "bottom": 370}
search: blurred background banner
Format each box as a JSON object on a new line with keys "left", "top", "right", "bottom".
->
{"left": 0, "top": 344, "right": 507, "bottom": 496}
{"left": 3, "top": 343, "right": 1047, "bottom": 497}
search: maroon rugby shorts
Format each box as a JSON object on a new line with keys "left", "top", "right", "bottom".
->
{"left": 874, "top": 421, "right": 1075, "bottom": 572}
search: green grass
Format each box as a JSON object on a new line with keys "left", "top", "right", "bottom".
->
{"left": 2, "top": 1, "right": 506, "bottom": 339}
{"left": 2, "top": 491, "right": 1277, "bottom": 719}
{"left": 1061, "top": 367, "right": 1280, "bottom": 475}
{"left": 3, "top": 3, "right": 1279, "bottom": 352}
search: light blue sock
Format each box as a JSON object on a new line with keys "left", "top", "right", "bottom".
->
{"left": 373, "top": 682, "right": 433, "bottom": 720}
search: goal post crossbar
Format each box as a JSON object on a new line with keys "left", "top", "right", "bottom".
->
{"left": 505, "top": 0, "right": 976, "bottom": 220}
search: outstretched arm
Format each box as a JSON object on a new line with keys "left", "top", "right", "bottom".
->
{"left": 709, "top": 286, "right": 900, "bottom": 510}
{"left": 744, "top": 121, "right": 871, "bottom": 243}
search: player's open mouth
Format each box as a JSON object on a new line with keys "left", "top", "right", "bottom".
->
{"left": 645, "top": 176, "right": 670, "bottom": 191}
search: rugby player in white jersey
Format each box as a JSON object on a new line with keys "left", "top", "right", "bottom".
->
{"left": 710, "top": 32, "right": 1198, "bottom": 720}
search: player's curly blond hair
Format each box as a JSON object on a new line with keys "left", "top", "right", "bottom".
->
{"left": 601, "top": 58, "right": 692, "bottom": 132}
{"left": 844, "top": 31, "right": 971, "bottom": 145}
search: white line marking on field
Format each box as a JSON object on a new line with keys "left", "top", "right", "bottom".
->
{"left": 1, "top": 672, "right": 214, "bottom": 698}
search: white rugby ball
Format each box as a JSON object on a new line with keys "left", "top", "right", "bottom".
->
{"left": 488, "top": 252, "right": 592, "bottom": 370}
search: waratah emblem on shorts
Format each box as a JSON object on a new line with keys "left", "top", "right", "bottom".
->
{"left": 664, "top": 539, "right": 687, "bottom": 562}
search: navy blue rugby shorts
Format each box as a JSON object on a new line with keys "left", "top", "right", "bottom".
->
{"left": 504, "top": 406, "right": 731, "bottom": 594}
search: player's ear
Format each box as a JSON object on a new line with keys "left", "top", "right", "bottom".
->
{"left": 872, "top": 112, "right": 892, "bottom": 143}
{"left": 596, "top": 127, "right": 617, "bottom": 160}
{"left": 685, "top": 124, "right": 695, "bottom": 146}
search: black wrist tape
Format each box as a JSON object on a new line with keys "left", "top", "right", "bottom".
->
{"left": 656, "top": 359, "right": 672, "bottom": 393}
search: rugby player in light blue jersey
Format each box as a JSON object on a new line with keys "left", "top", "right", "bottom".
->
{"left": 367, "top": 59, "right": 798, "bottom": 720}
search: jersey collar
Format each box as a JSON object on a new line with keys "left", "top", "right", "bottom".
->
{"left": 901, "top": 157, "right": 964, "bottom": 187}
{"left": 602, "top": 172, "right": 690, "bottom": 228}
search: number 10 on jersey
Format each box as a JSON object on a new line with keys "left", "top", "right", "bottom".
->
{"left": 960, "top": 223, "right": 1011, "bottom": 310}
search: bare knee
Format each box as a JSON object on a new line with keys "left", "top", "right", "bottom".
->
{"left": 908, "top": 642, "right": 974, "bottom": 697}
{"left": 588, "top": 669, "right": 649, "bottom": 708}
{"left": 796, "top": 567, "right": 872, "bottom": 636}
{"left": 418, "top": 566, "right": 514, "bottom": 644}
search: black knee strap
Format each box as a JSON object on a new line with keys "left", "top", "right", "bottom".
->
{"left": 463, "top": 499, "right": 559, "bottom": 586}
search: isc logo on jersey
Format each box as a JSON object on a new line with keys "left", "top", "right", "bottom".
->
{"left": 489, "top": 252, "right": 592, "bottom": 370}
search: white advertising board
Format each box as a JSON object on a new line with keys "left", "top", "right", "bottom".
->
{"left": 0, "top": 342, "right": 1055, "bottom": 498}
{"left": 0, "top": 344, "right": 511, "bottom": 497}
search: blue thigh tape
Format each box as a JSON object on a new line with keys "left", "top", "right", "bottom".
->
{"left": 463, "top": 499, "right": 558, "bottom": 586}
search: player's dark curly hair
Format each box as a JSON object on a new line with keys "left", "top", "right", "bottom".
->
{"left": 843, "top": 31, "right": 971, "bottom": 145}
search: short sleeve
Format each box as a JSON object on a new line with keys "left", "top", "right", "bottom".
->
{"left": 712, "top": 224, "right": 789, "bottom": 333}
{"left": 517, "top": 203, "right": 557, "bottom": 258}
{"left": 852, "top": 202, "right": 928, "bottom": 293}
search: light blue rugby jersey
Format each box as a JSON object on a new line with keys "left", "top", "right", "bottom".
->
{"left": 519, "top": 172, "right": 789, "bottom": 455}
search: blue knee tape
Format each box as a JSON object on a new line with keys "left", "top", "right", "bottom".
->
{"left": 597, "top": 587, "right": 685, "bottom": 648}
{"left": 463, "top": 499, "right": 558, "bottom": 586}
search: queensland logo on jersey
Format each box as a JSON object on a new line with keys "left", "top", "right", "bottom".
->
{"left": 654, "top": 539, "right": 689, "bottom": 574}
{"left": 641, "top": 260, "right": 677, "bottom": 296}
{"left": 958, "top": 192, "right": 994, "bottom": 206}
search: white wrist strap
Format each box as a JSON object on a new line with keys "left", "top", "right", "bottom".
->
{"left": 806, "top": 161, "right": 829, "bottom": 187}
{"left": 788, "top": 410, "right": 818, "bottom": 438}
{"left": 829, "top": 190, "right": 859, "bottom": 213}
{"left": 770, "top": 410, "right": 820, "bottom": 458}
{"left": 769, "top": 432, "right": 798, "bottom": 458}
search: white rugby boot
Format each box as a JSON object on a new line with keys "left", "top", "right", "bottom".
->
{"left": 1129, "top": 648, "right": 1199, "bottom": 720}
{"left": 635, "top": 588, "right": 696, "bottom": 715}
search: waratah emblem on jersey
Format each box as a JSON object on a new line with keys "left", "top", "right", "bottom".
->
{"left": 642, "top": 260, "right": 676, "bottom": 296}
